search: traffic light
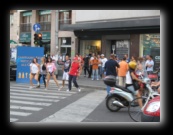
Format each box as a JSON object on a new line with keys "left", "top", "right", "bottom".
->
{"left": 38, "top": 33, "right": 42, "bottom": 46}
{"left": 34, "top": 33, "right": 38, "bottom": 45}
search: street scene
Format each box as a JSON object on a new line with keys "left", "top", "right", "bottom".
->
{"left": 10, "top": 10, "right": 160, "bottom": 123}
{"left": 10, "top": 76, "right": 134, "bottom": 122}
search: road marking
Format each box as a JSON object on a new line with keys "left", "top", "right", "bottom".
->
{"left": 10, "top": 105, "right": 42, "bottom": 111}
{"left": 40, "top": 90, "right": 105, "bottom": 122}
{"left": 10, "top": 111, "right": 32, "bottom": 116}
{"left": 10, "top": 92, "right": 66, "bottom": 99}
{"left": 10, "top": 118, "right": 18, "bottom": 122}
{"left": 10, "top": 96, "right": 59, "bottom": 102}
{"left": 10, "top": 100, "right": 52, "bottom": 106}
{"left": 10, "top": 89, "right": 73, "bottom": 96}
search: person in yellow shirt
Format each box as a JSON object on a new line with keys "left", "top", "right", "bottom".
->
{"left": 118, "top": 57, "right": 129, "bottom": 87}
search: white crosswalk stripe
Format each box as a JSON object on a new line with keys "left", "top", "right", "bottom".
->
{"left": 10, "top": 83, "right": 78, "bottom": 122}
{"left": 10, "top": 105, "right": 42, "bottom": 111}
{"left": 40, "top": 90, "right": 105, "bottom": 122}
{"left": 10, "top": 118, "right": 18, "bottom": 122}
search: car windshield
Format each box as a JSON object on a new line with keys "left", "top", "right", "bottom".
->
{"left": 10, "top": 61, "right": 16, "bottom": 66}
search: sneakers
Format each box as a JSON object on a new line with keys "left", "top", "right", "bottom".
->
{"left": 29, "top": 86, "right": 33, "bottom": 89}
{"left": 78, "top": 88, "right": 81, "bottom": 92}
{"left": 59, "top": 86, "right": 64, "bottom": 89}
{"left": 91, "top": 79, "right": 94, "bottom": 80}
{"left": 66, "top": 89, "right": 70, "bottom": 92}
{"left": 44, "top": 88, "right": 48, "bottom": 90}
{"left": 97, "top": 79, "right": 99, "bottom": 80}
{"left": 36, "top": 85, "right": 40, "bottom": 88}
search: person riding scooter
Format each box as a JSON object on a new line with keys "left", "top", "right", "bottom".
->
{"left": 125, "top": 61, "right": 144, "bottom": 108}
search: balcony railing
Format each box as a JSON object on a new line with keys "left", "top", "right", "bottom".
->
{"left": 39, "top": 22, "right": 51, "bottom": 31}
{"left": 20, "top": 23, "right": 32, "bottom": 32}
{"left": 59, "top": 19, "right": 71, "bottom": 24}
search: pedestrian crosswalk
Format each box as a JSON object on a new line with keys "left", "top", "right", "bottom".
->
{"left": 10, "top": 83, "right": 77, "bottom": 122}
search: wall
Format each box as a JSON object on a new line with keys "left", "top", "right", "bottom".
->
{"left": 10, "top": 10, "right": 20, "bottom": 43}
{"left": 75, "top": 10, "right": 160, "bottom": 23}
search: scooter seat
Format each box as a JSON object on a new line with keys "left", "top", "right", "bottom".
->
{"left": 115, "top": 85, "right": 132, "bottom": 93}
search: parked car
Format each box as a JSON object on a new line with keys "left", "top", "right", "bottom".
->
{"left": 10, "top": 60, "right": 17, "bottom": 80}
{"left": 141, "top": 95, "right": 160, "bottom": 122}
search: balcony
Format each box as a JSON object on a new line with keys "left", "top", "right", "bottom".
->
{"left": 59, "top": 19, "right": 71, "bottom": 24}
{"left": 20, "top": 23, "right": 31, "bottom": 32}
{"left": 39, "top": 22, "right": 51, "bottom": 31}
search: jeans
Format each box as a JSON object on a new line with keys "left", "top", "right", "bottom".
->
{"left": 98, "top": 66, "right": 102, "bottom": 78}
{"left": 38, "top": 74, "right": 46, "bottom": 87}
{"left": 92, "top": 69, "right": 98, "bottom": 80}
{"left": 106, "top": 85, "right": 111, "bottom": 95}
{"left": 84, "top": 66, "right": 90, "bottom": 76}
{"left": 68, "top": 75, "right": 79, "bottom": 90}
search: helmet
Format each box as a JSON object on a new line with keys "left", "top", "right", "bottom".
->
{"left": 129, "top": 61, "right": 137, "bottom": 69}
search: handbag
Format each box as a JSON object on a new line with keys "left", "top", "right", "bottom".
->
{"left": 133, "top": 80, "right": 140, "bottom": 90}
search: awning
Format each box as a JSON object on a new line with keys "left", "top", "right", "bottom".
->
{"left": 60, "top": 16, "right": 160, "bottom": 31}
{"left": 10, "top": 40, "right": 17, "bottom": 44}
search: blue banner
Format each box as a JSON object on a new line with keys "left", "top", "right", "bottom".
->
{"left": 16, "top": 46, "right": 44, "bottom": 84}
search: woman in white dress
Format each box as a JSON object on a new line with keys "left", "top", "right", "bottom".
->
{"left": 29, "top": 58, "right": 40, "bottom": 89}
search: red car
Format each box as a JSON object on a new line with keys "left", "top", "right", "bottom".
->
{"left": 141, "top": 95, "right": 160, "bottom": 122}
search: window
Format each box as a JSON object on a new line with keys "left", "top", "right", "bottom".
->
{"left": 140, "top": 33, "right": 160, "bottom": 70}
{"left": 59, "top": 10, "right": 71, "bottom": 24}
{"left": 60, "top": 37, "right": 71, "bottom": 45}
{"left": 22, "top": 16, "right": 32, "bottom": 23}
{"left": 39, "top": 14, "right": 51, "bottom": 22}
{"left": 140, "top": 33, "right": 160, "bottom": 56}
{"left": 10, "top": 14, "right": 14, "bottom": 25}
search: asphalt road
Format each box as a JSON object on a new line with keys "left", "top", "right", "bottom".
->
{"left": 10, "top": 80, "right": 134, "bottom": 123}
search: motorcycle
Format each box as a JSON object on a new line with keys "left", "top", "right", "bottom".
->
{"left": 103, "top": 71, "right": 157, "bottom": 112}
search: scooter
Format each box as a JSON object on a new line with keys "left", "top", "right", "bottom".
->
{"left": 103, "top": 71, "right": 156, "bottom": 112}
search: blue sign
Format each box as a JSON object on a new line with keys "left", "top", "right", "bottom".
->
{"left": 16, "top": 46, "right": 44, "bottom": 84}
{"left": 33, "top": 23, "right": 41, "bottom": 32}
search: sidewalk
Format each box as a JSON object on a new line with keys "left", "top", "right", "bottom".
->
{"left": 49, "top": 75, "right": 106, "bottom": 90}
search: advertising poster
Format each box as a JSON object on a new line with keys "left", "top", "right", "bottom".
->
{"left": 16, "top": 46, "right": 44, "bottom": 84}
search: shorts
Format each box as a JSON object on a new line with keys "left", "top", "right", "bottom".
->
{"left": 139, "top": 82, "right": 144, "bottom": 88}
{"left": 62, "top": 72, "right": 69, "bottom": 81}
{"left": 49, "top": 72, "right": 54, "bottom": 76}
{"left": 31, "top": 73, "right": 36, "bottom": 76}
{"left": 126, "top": 85, "right": 138, "bottom": 95}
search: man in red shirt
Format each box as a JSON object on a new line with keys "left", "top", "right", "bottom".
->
{"left": 67, "top": 57, "right": 82, "bottom": 92}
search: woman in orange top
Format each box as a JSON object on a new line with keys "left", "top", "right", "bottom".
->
{"left": 90, "top": 55, "right": 100, "bottom": 80}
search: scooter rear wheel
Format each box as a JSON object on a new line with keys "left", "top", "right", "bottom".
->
{"left": 106, "top": 95, "right": 122, "bottom": 112}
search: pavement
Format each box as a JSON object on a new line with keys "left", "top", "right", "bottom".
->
{"left": 49, "top": 74, "right": 106, "bottom": 90}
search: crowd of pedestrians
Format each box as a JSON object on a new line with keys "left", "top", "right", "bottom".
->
{"left": 28, "top": 52, "right": 159, "bottom": 96}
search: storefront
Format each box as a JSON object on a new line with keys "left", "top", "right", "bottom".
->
{"left": 140, "top": 33, "right": 160, "bottom": 70}
{"left": 79, "top": 40, "right": 101, "bottom": 56}
{"left": 60, "top": 16, "right": 160, "bottom": 66}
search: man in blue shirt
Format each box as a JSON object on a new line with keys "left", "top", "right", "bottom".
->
{"left": 105, "top": 54, "right": 120, "bottom": 96}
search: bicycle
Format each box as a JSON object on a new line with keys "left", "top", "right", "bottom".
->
{"left": 128, "top": 74, "right": 160, "bottom": 122}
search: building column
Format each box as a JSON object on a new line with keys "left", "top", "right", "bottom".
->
{"left": 130, "top": 34, "right": 140, "bottom": 58}
{"left": 31, "top": 10, "right": 37, "bottom": 46}
{"left": 50, "top": 10, "right": 57, "bottom": 55}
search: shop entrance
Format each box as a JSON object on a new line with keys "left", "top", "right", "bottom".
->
{"left": 79, "top": 40, "right": 101, "bottom": 56}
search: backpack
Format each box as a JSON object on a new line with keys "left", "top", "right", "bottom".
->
{"left": 42, "top": 64, "right": 46, "bottom": 70}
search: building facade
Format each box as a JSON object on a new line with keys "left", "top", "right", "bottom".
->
{"left": 10, "top": 10, "right": 160, "bottom": 70}
{"left": 15, "top": 10, "right": 76, "bottom": 57}
{"left": 60, "top": 10, "right": 160, "bottom": 70}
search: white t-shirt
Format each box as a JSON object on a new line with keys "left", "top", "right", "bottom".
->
{"left": 47, "top": 64, "right": 54, "bottom": 72}
{"left": 30, "top": 63, "right": 39, "bottom": 74}
{"left": 145, "top": 60, "right": 154, "bottom": 71}
{"left": 126, "top": 71, "right": 132, "bottom": 84}
{"left": 101, "top": 58, "right": 108, "bottom": 67}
